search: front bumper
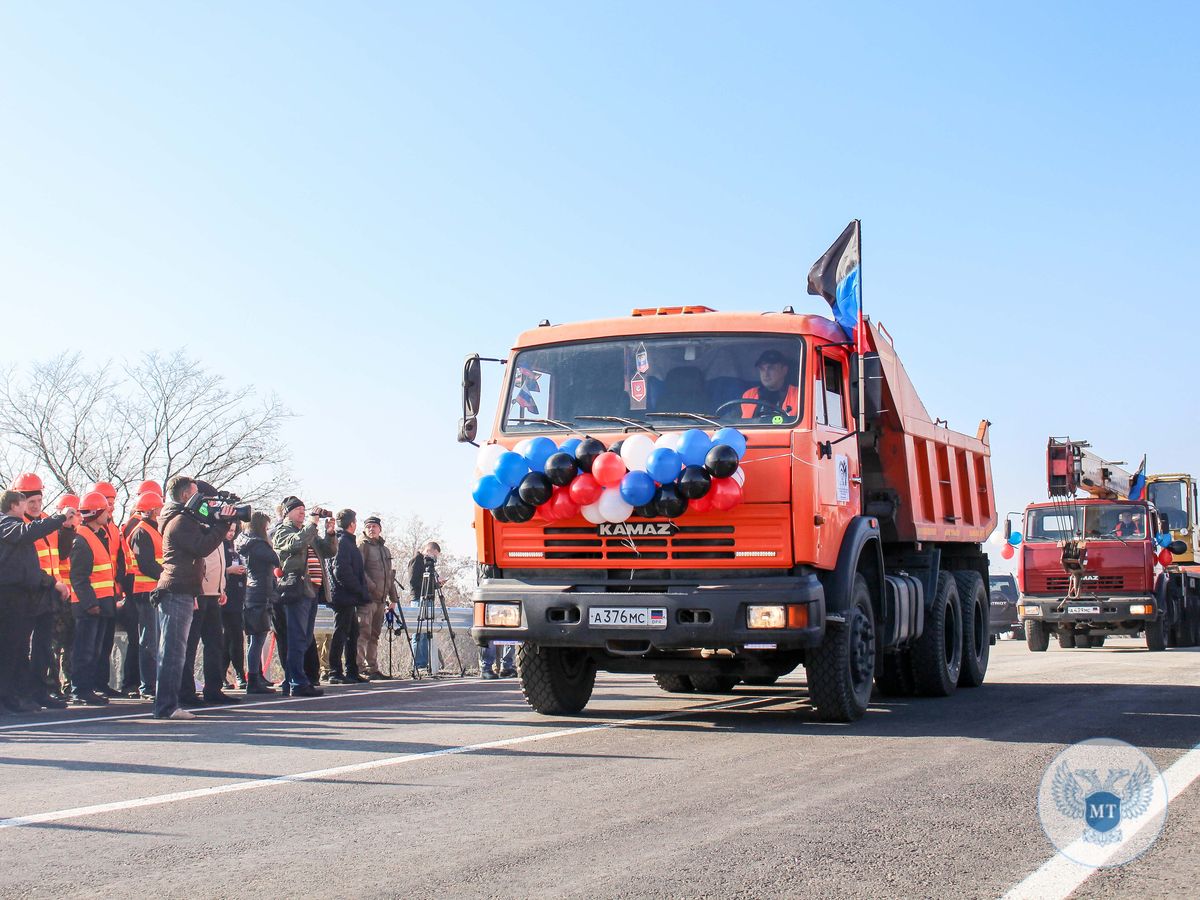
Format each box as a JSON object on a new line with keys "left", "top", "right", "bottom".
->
{"left": 1018, "top": 596, "right": 1158, "bottom": 625}
{"left": 471, "top": 573, "right": 825, "bottom": 652}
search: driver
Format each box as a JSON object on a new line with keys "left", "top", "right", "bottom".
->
{"left": 1115, "top": 511, "right": 1143, "bottom": 538}
{"left": 739, "top": 349, "right": 799, "bottom": 419}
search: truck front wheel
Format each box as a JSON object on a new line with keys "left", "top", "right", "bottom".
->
{"left": 806, "top": 574, "right": 876, "bottom": 722}
{"left": 1025, "top": 619, "right": 1049, "bottom": 652}
{"left": 912, "top": 573, "right": 962, "bottom": 696}
{"left": 954, "top": 571, "right": 990, "bottom": 688}
{"left": 653, "top": 674, "right": 695, "bottom": 694}
{"left": 1058, "top": 630, "right": 1077, "bottom": 649}
{"left": 1145, "top": 617, "right": 1168, "bottom": 652}
{"left": 689, "top": 674, "right": 739, "bottom": 693}
{"left": 518, "top": 644, "right": 596, "bottom": 715}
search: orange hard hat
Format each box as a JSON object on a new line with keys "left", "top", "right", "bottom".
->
{"left": 137, "top": 479, "right": 162, "bottom": 496}
{"left": 57, "top": 494, "right": 80, "bottom": 510}
{"left": 135, "top": 491, "right": 164, "bottom": 512}
{"left": 12, "top": 473, "right": 44, "bottom": 493}
{"left": 88, "top": 481, "right": 117, "bottom": 500}
{"left": 79, "top": 491, "right": 110, "bottom": 514}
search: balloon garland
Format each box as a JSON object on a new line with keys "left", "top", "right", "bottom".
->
{"left": 472, "top": 427, "right": 748, "bottom": 524}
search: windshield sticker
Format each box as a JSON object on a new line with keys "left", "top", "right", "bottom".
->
{"left": 635, "top": 342, "right": 649, "bottom": 374}
{"left": 836, "top": 454, "right": 851, "bottom": 503}
{"left": 512, "top": 368, "right": 543, "bottom": 415}
{"left": 629, "top": 373, "right": 647, "bottom": 409}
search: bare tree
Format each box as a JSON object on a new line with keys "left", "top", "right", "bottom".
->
{"left": 383, "top": 514, "right": 476, "bottom": 606}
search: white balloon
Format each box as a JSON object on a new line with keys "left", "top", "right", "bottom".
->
{"left": 581, "top": 502, "right": 607, "bottom": 524}
{"left": 598, "top": 488, "right": 634, "bottom": 523}
{"left": 476, "top": 444, "right": 507, "bottom": 476}
{"left": 732, "top": 468, "right": 745, "bottom": 487}
{"left": 654, "top": 432, "right": 683, "bottom": 452}
{"left": 514, "top": 438, "right": 533, "bottom": 458}
{"left": 620, "top": 434, "right": 656, "bottom": 472}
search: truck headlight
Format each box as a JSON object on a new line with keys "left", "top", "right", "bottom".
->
{"left": 484, "top": 603, "right": 521, "bottom": 627}
{"left": 1130, "top": 604, "right": 1153, "bottom": 616}
{"left": 747, "top": 605, "right": 786, "bottom": 629}
{"left": 1019, "top": 605, "right": 1042, "bottom": 617}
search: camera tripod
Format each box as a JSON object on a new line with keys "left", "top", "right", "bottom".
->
{"left": 412, "top": 558, "right": 466, "bottom": 678}
{"left": 384, "top": 577, "right": 420, "bottom": 679}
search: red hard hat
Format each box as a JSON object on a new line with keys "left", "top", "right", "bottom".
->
{"left": 79, "top": 491, "right": 110, "bottom": 514}
{"left": 88, "top": 482, "right": 117, "bottom": 501}
{"left": 12, "top": 473, "right": 44, "bottom": 493}
{"left": 135, "top": 491, "right": 164, "bottom": 512}
{"left": 57, "top": 494, "right": 80, "bottom": 511}
{"left": 137, "top": 479, "right": 162, "bottom": 496}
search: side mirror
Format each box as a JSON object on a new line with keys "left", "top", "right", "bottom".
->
{"left": 851, "top": 352, "right": 884, "bottom": 423}
{"left": 1170, "top": 540, "right": 1188, "bottom": 556}
{"left": 1157, "top": 513, "right": 1170, "bottom": 536}
{"left": 1004, "top": 518, "right": 1013, "bottom": 541}
{"left": 458, "top": 354, "right": 482, "bottom": 444}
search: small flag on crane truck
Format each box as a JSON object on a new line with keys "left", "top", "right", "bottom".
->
{"left": 807, "top": 219, "right": 862, "bottom": 346}
{"left": 1130, "top": 455, "right": 1147, "bottom": 500}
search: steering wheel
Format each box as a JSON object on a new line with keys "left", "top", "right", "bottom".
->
{"left": 714, "top": 397, "right": 790, "bottom": 421}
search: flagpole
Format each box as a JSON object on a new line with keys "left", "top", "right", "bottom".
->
{"left": 856, "top": 220, "right": 865, "bottom": 434}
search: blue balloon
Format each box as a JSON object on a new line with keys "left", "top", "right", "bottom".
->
{"left": 677, "top": 429, "right": 713, "bottom": 468}
{"left": 494, "top": 451, "right": 529, "bottom": 489}
{"left": 1156, "top": 533, "right": 1173, "bottom": 548}
{"left": 619, "top": 471, "right": 657, "bottom": 507}
{"left": 472, "top": 474, "right": 509, "bottom": 510}
{"left": 559, "top": 437, "right": 582, "bottom": 459}
{"left": 524, "top": 436, "right": 558, "bottom": 473}
{"left": 1007, "top": 531, "right": 1023, "bottom": 546}
{"left": 646, "top": 447, "right": 683, "bottom": 484}
{"left": 712, "top": 427, "right": 747, "bottom": 460}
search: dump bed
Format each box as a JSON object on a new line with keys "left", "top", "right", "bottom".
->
{"left": 864, "top": 321, "right": 995, "bottom": 544}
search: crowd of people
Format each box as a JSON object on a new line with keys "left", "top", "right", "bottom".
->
{"left": 0, "top": 472, "right": 498, "bottom": 721}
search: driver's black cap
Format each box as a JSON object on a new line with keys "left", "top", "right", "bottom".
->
{"left": 755, "top": 349, "right": 788, "bottom": 367}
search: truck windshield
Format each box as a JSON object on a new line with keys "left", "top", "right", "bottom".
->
{"left": 1025, "top": 504, "right": 1147, "bottom": 542}
{"left": 502, "top": 335, "right": 804, "bottom": 433}
{"left": 1148, "top": 481, "right": 1190, "bottom": 531}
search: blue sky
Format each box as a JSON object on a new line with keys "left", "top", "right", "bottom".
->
{"left": 2, "top": 2, "right": 1197, "bottom": 566}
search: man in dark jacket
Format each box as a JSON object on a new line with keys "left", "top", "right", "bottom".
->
{"left": 69, "top": 492, "right": 120, "bottom": 706}
{"left": 0, "top": 491, "right": 75, "bottom": 714}
{"left": 328, "top": 509, "right": 369, "bottom": 684}
{"left": 154, "top": 476, "right": 233, "bottom": 720}
{"left": 272, "top": 497, "right": 336, "bottom": 696}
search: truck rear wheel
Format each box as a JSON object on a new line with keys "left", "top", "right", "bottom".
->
{"left": 689, "top": 674, "right": 739, "bottom": 693}
{"left": 953, "top": 571, "right": 989, "bottom": 688}
{"left": 653, "top": 673, "right": 695, "bottom": 694}
{"left": 912, "top": 573, "right": 962, "bottom": 697}
{"left": 873, "top": 650, "right": 915, "bottom": 697}
{"left": 1145, "top": 617, "right": 1168, "bottom": 652}
{"left": 806, "top": 574, "right": 876, "bottom": 722}
{"left": 1058, "top": 630, "right": 1077, "bottom": 649}
{"left": 1087, "top": 635, "right": 1106, "bottom": 648}
{"left": 742, "top": 675, "right": 779, "bottom": 687}
{"left": 1025, "top": 620, "right": 1049, "bottom": 652}
{"left": 518, "top": 644, "right": 596, "bottom": 715}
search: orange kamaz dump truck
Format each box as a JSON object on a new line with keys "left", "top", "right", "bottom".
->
{"left": 460, "top": 305, "right": 996, "bottom": 721}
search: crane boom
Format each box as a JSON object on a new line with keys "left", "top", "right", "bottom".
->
{"left": 1046, "top": 437, "right": 1139, "bottom": 500}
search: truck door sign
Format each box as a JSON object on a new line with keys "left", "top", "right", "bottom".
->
{"left": 836, "top": 454, "right": 851, "bottom": 504}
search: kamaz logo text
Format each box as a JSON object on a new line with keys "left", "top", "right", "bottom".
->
{"left": 597, "top": 522, "right": 679, "bottom": 537}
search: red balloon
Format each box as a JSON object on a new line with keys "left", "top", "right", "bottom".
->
{"left": 551, "top": 487, "right": 580, "bottom": 520}
{"left": 568, "top": 472, "right": 603, "bottom": 506}
{"left": 591, "top": 452, "right": 627, "bottom": 488}
{"left": 710, "top": 477, "right": 742, "bottom": 511}
{"left": 690, "top": 491, "right": 714, "bottom": 514}
{"left": 1000, "top": 544, "right": 1015, "bottom": 560}
{"left": 1158, "top": 548, "right": 1173, "bottom": 566}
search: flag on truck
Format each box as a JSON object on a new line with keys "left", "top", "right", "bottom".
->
{"left": 1130, "top": 455, "right": 1147, "bottom": 500}
{"left": 807, "top": 219, "right": 861, "bottom": 343}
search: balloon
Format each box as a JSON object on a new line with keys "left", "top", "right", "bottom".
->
{"left": 514, "top": 438, "right": 532, "bottom": 458}
{"left": 559, "top": 437, "right": 583, "bottom": 458}
{"left": 476, "top": 444, "right": 507, "bottom": 476}
{"left": 656, "top": 484, "right": 688, "bottom": 518}
{"left": 678, "top": 465, "right": 713, "bottom": 499}
{"left": 1156, "top": 533, "right": 1173, "bottom": 549}
{"left": 654, "top": 432, "right": 683, "bottom": 452}
{"left": 677, "top": 429, "right": 713, "bottom": 467}
{"left": 646, "top": 447, "right": 683, "bottom": 484}
{"left": 608, "top": 439, "right": 625, "bottom": 459}
{"left": 592, "top": 452, "right": 627, "bottom": 488}
{"left": 598, "top": 488, "right": 634, "bottom": 523}
{"left": 690, "top": 490, "right": 714, "bottom": 514}
{"left": 517, "top": 472, "right": 553, "bottom": 507}
{"left": 712, "top": 427, "right": 747, "bottom": 459}
{"left": 620, "top": 434, "right": 656, "bottom": 472}
{"left": 705, "top": 444, "right": 740, "bottom": 479}
{"left": 502, "top": 492, "right": 535, "bottom": 523}
{"left": 710, "top": 477, "right": 743, "bottom": 511}
{"left": 619, "top": 471, "right": 657, "bottom": 507}
{"left": 581, "top": 501, "right": 606, "bottom": 524}
{"left": 494, "top": 451, "right": 529, "bottom": 489}
{"left": 523, "top": 437, "right": 558, "bottom": 473}
{"left": 544, "top": 452, "right": 579, "bottom": 487}
{"left": 575, "top": 438, "right": 605, "bottom": 473}
{"left": 568, "top": 472, "right": 603, "bottom": 506}
{"left": 550, "top": 488, "right": 580, "bottom": 520}
{"left": 632, "top": 486, "right": 663, "bottom": 518}
{"left": 1007, "top": 531, "right": 1023, "bottom": 546}
{"left": 999, "top": 543, "right": 1014, "bottom": 560}
{"left": 1158, "top": 549, "right": 1173, "bottom": 566}
{"left": 731, "top": 467, "right": 745, "bottom": 487}
{"left": 471, "top": 474, "right": 509, "bottom": 510}
{"left": 492, "top": 501, "right": 511, "bottom": 523}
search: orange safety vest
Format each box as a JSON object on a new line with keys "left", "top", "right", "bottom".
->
{"left": 75, "top": 525, "right": 116, "bottom": 602}
{"left": 26, "top": 513, "right": 60, "bottom": 579}
{"left": 739, "top": 384, "right": 799, "bottom": 419}
{"left": 126, "top": 519, "right": 164, "bottom": 593}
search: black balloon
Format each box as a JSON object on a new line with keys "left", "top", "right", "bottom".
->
{"left": 492, "top": 499, "right": 512, "bottom": 523}
{"left": 609, "top": 439, "right": 625, "bottom": 458}
{"left": 544, "top": 452, "right": 579, "bottom": 486}
{"left": 656, "top": 484, "right": 688, "bottom": 518}
{"left": 575, "top": 437, "right": 605, "bottom": 473}
{"left": 705, "top": 444, "right": 740, "bottom": 479}
{"left": 678, "top": 465, "right": 712, "bottom": 499}
{"left": 518, "top": 472, "right": 553, "bottom": 506}
{"left": 503, "top": 492, "right": 536, "bottom": 523}
{"left": 632, "top": 487, "right": 663, "bottom": 519}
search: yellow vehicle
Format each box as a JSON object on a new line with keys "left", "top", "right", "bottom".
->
{"left": 1146, "top": 474, "right": 1200, "bottom": 645}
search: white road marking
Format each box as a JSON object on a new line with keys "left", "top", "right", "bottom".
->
{"left": 0, "top": 695, "right": 771, "bottom": 829}
{"left": 1002, "top": 739, "right": 1200, "bottom": 900}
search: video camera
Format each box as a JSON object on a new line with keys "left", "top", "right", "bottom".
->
{"left": 185, "top": 488, "right": 252, "bottom": 525}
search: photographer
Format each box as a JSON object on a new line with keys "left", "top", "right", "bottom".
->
{"left": 406, "top": 541, "right": 441, "bottom": 671}
{"left": 272, "top": 497, "right": 336, "bottom": 697}
{"left": 328, "top": 509, "right": 369, "bottom": 684}
{"left": 179, "top": 520, "right": 239, "bottom": 707}
{"left": 237, "top": 512, "right": 278, "bottom": 694}
{"left": 153, "top": 476, "right": 235, "bottom": 721}
{"left": 221, "top": 523, "right": 248, "bottom": 691}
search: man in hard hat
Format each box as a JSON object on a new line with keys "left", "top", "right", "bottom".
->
{"left": 0, "top": 488, "right": 76, "bottom": 714}
{"left": 125, "top": 492, "right": 165, "bottom": 700}
{"left": 50, "top": 494, "right": 80, "bottom": 697}
{"left": 68, "top": 491, "right": 118, "bottom": 706}
{"left": 87, "top": 481, "right": 130, "bottom": 698}
{"left": 739, "top": 349, "right": 800, "bottom": 420}
{"left": 13, "top": 474, "right": 73, "bottom": 710}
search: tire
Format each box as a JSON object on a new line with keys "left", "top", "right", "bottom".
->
{"left": 689, "top": 674, "right": 739, "bottom": 693}
{"left": 653, "top": 673, "right": 694, "bottom": 693}
{"left": 912, "top": 573, "right": 962, "bottom": 697}
{"left": 1025, "top": 619, "right": 1049, "bottom": 652}
{"left": 873, "top": 649, "right": 915, "bottom": 697}
{"left": 742, "top": 675, "right": 779, "bottom": 687}
{"left": 954, "top": 571, "right": 990, "bottom": 688}
{"left": 1146, "top": 617, "right": 1168, "bottom": 652}
{"left": 1058, "top": 630, "right": 1077, "bottom": 649}
{"left": 1088, "top": 635, "right": 1106, "bottom": 648}
{"left": 806, "top": 574, "right": 876, "bottom": 721}
{"left": 517, "top": 643, "right": 596, "bottom": 715}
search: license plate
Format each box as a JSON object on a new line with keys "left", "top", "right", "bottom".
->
{"left": 1068, "top": 606, "right": 1101, "bottom": 614}
{"left": 588, "top": 607, "right": 667, "bottom": 628}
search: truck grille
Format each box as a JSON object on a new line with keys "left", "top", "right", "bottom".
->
{"left": 1026, "top": 574, "right": 1127, "bottom": 594}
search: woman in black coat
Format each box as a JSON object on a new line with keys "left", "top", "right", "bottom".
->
{"left": 235, "top": 511, "right": 280, "bottom": 694}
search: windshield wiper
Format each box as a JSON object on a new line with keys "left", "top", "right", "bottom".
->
{"left": 513, "top": 417, "right": 576, "bottom": 432}
{"left": 645, "top": 411, "right": 724, "bottom": 428}
{"left": 573, "top": 415, "right": 659, "bottom": 434}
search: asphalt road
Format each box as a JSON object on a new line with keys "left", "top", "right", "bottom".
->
{"left": 1, "top": 640, "right": 1197, "bottom": 899}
